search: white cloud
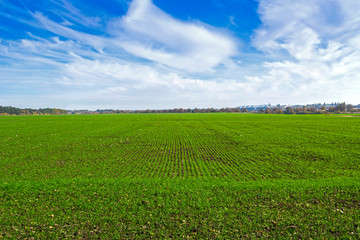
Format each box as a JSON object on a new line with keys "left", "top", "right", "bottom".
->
{"left": 51, "top": 58, "right": 261, "bottom": 109}
{"left": 250, "top": 0, "right": 360, "bottom": 104}
{"left": 108, "top": 0, "right": 237, "bottom": 72}
{"left": 31, "top": 12, "right": 106, "bottom": 52}
{"left": 24, "top": 0, "right": 238, "bottom": 73}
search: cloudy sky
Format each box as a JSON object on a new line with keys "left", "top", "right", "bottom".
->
{"left": 1, "top": 0, "right": 360, "bottom": 110}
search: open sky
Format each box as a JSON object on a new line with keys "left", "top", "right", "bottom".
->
{"left": 1, "top": 0, "right": 360, "bottom": 110}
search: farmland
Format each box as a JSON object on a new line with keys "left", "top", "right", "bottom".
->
{"left": 1, "top": 113, "right": 360, "bottom": 238}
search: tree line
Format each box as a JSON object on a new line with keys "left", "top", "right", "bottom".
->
{"left": 0, "top": 106, "right": 67, "bottom": 115}
{"left": 124, "top": 103, "right": 355, "bottom": 114}
{"left": 278, "top": 103, "right": 355, "bottom": 114}
{"left": 83, "top": 108, "right": 241, "bottom": 114}
{"left": 1, "top": 102, "right": 357, "bottom": 116}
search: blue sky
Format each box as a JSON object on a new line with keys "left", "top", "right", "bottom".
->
{"left": 1, "top": 0, "right": 360, "bottom": 110}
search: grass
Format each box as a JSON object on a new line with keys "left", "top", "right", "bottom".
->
{"left": 1, "top": 113, "right": 360, "bottom": 238}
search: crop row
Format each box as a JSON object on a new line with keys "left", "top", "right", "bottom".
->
{"left": 1, "top": 114, "right": 359, "bottom": 181}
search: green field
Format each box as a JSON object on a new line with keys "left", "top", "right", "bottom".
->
{"left": 1, "top": 114, "right": 360, "bottom": 238}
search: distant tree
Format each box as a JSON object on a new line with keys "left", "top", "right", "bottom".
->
{"left": 265, "top": 108, "right": 272, "bottom": 114}
{"left": 295, "top": 107, "right": 305, "bottom": 114}
{"left": 346, "top": 104, "right": 354, "bottom": 112}
{"left": 307, "top": 107, "right": 318, "bottom": 114}
{"left": 241, "top": 108, "right": 248, "bottom": 113}
{"left": 334, "top": 102, "right": 346, "bottom": 112}
{"left": 259, "top": 108, "right": 265, "bottom": 114}
{"left": 285, "top": 107, "right": 295, "bottom": 114}
{"left": 272, "top": 107, "right": 283, "bottom": 114}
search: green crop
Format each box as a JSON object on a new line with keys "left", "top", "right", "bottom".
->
{"left": 1, "top": 113, "right": 359, "bottom": 238}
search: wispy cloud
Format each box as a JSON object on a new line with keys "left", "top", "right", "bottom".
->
{"left": 229, "top": 16, "right": 237, "bottom": 27}
{"left": 54, "top": 59, "right": 261, "bottom": 109}
{"left": 21, "top": 0, "right": 238, "bottom": 73}
{"left": 109, "top": 0, "right": 237, "bottom": 72}
{"left": 1, "top": 57, "right": 262, "bottom": 109}
{"left": 48, "top": 0, "right": 102, "bottom": 28}
{"left": 250, "top": 0, "right": 360, "bottom": 103}
{"left": 31, "top": 12, "right": 107, "bottom": 52}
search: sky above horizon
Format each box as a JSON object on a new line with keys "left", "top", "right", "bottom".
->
{"left": 1, "top": 0, "right": 360, "bottom": 110}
